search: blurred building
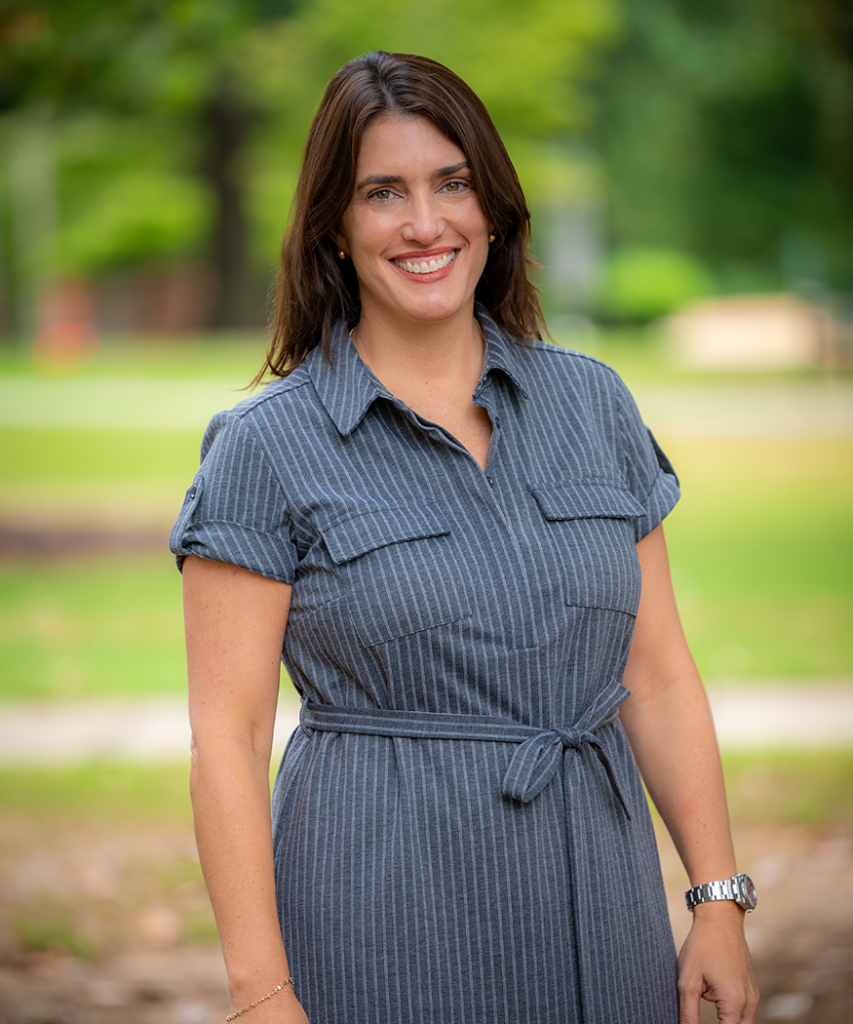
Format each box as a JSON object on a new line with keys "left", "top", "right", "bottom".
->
{"left": 665, "top": 293, "right": 853, "bottom": 370}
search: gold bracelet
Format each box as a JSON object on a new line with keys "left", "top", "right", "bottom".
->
{"left": 225, "top": 978, "right": 295, "bottom": 1021}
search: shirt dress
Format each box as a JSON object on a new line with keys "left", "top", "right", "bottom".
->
{"left": 171, "top": 307, "right": 681, "bottom": 1024}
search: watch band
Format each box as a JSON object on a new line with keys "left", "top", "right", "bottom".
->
{"left": 685, "top": 873, "right": 757, "bottom": 913}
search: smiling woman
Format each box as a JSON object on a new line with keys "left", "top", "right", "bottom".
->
{"left": 259, "top": 51, "right": 544, "bottom": 380}
{"left": 337, "top": 117, "right": 490, "bottom": 332}
{"left": 170, "top": 51, "right": 758, "bottom": 1024}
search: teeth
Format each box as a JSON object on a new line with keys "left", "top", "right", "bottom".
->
{"left": 396, "top": 251, "right": 455, "bottom": 274}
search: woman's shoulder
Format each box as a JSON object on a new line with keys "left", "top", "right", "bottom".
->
{"left": 198, "top": 364, "right": 321, "bottom": 459}
{"left": 517, "top": 335, "right": 632, "bottom": 403}
{"left": 225, "top": 364, "right": 315, "bottom": 420}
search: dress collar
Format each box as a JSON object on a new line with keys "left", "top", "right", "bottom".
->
{"left": 475, "top": 304, "right": 531, "bottom": 402}
{"left": 306, "top": 304, "right": 531, "bottom": 437}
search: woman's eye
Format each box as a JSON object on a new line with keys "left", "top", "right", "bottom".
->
{"left": 443, "top": 180, "right": 470, "bottom": 193}
{"left": 369, "top": 188, "right": 394, "bottom": 201}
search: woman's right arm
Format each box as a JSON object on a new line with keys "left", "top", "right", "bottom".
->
{"left": 183, "top": 555, "right": 309, "bottom": 1023}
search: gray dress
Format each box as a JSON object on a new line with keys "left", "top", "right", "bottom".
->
{"left": 171, "top": 308, "right": 681, "bottom": 1023}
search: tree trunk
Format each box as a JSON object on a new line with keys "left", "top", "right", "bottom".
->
{"left": 199, "top": 75, "right": 263, "bottom": 329}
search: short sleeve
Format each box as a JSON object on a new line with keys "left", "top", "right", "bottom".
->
{"left": 614, "top": 378, "right": 680, "bottom": 543}
{"left": 169, "top": 410, "right": 298, "bottom": 584}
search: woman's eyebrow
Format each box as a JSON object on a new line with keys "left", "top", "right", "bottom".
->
{"left": 434, "top": 161, "right": 470, "bottom": 178}
{"left": 356, "top": 174, "right": 404, "bottom": 189}
{"left": 355, "top": 162, "right": 470, "bottom": 191}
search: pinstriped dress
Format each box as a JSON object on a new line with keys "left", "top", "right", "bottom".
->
{"left": 171, "top": 308, "right": 681, "bottom": 1023}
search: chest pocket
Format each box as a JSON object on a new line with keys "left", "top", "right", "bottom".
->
{"left": 321, "top": 506, "right": 472, "bottom": 647}
{"left": 531, "top": 483, "right": 644, "bottom": 615}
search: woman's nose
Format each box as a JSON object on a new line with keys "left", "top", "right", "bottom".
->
{"left": 402, "top": 191, "right": 444, "bottom": 243}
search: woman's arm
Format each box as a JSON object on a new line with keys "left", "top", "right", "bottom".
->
{"left": 183, "top": 555, "right": 309, "bottom": 1023}
{"left": 620, "top": 525, "right": 759, "bottom": 1024}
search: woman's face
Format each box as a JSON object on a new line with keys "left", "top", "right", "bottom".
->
{"left": 337, "top": 115, "right": 490, "bottom": 330}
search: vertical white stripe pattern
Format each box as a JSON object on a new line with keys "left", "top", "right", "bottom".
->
{"left": 172, "top": 307, "right": 681, "bottom": 1023}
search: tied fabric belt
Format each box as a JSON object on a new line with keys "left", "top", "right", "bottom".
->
{"left": 300, "top": 679, "right": 632, "bottom": 819}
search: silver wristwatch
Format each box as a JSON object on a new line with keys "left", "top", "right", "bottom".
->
{"left": 685, "top": 873, "right": 757, "bottom": 913}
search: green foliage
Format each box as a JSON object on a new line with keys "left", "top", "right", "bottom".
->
{"left": 0, "top": 0, "right": 624, "bottom": 296}
{"left": 0, "top": 0, "right": 256, "bottom": 113}
{"left": 58, "top": 168, "right": 212, "bottom": 274}
{"left": 597, "top": 246, "right": 717, "bottom": 320}
{"left": 590, "top": 0, "right": 853, "bottom": 291}
{"left": 292, "top": 0, "right": 620, "bottom": 136}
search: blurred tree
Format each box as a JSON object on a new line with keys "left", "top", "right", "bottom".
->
{"left": 0, "top": 0, "right": 302, "bottom": 333}
{"left": 0, "top": 0, "right": 622, "bottom": 337}
{"left": 590, "top": 0, "right": 853, "bottom": 303}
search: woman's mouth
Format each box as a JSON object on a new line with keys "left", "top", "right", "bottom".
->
{"left": 393, "top": 251, "right": 456, "bottom": 275}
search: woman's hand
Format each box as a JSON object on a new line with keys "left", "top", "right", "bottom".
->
{"left": 676, "top": 902, "right": 759, "bottom": 1023}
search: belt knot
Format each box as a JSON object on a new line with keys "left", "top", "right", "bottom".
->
{"left": 501, "top": 723, "right": 631, "bottom": 818}
{"left": 552, "top": 726, "right": 584, "bottom": 748}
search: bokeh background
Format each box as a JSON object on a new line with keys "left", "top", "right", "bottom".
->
{"left": 0, "top": 1, "right": 851, "bottom": 1022}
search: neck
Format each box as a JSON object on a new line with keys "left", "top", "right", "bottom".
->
{"left": 351, "top": 307, "right": 484, "bottom": 390}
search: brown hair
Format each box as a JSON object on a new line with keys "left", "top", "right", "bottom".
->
{"left": 260, "top": 51, "right": 545, "bottom": 378}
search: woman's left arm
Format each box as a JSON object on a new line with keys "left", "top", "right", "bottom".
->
{"left": 620, "top": 524, "right": 759, "bottom": 1024}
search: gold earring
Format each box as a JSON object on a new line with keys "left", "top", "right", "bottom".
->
{"left": 337, "top": 249, "right": 347, "bottom": 260}
{"left": 488, "top": 233, "right": 496, "bottom": 244}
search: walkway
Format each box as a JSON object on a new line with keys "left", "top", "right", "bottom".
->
{"left": 0, "top": 684, "right": 850, "bottom": 764}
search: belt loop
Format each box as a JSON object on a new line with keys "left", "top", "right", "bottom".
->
{"left": 299, "top": 699, "right": 313, "bottom": 738}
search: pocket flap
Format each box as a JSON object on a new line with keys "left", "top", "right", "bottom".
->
{"left": 322, "top": 506, "right": 451, "bottom": 565}
{"left": 531, "top": 483, "right": 645, "bottom": 521}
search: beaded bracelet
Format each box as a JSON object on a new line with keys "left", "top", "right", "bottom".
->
{"left": 225, "top": 978, "right": 295, "bottom": 1021}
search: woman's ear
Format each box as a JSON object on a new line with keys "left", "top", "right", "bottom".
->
{"left": 331, "top": 229, "right": 349, "bottom": 259}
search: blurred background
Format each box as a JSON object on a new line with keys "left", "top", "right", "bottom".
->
{"left": 0, "top": 1, "right": 851, "bottom": 1021}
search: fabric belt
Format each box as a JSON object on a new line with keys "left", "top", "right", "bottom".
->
{"left": 299, "top": 679, "right": 632, "bottom": 819}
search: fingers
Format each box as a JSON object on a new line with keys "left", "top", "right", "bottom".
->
{"left": 677, "top": 915, "right": 759, "bottom": 1024}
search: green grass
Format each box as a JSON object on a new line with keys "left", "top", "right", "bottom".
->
{"left": 2, "top": 427, "right": 202, "bottom": 483}
{"left": 0, "top": 332, "right": 268, "bottom": 381}
{"left": 0, "top": 553, "right": 300, "bottom": 702}
{"left": 552, "top": 324, "right": 852, "bottom": 390}
{"left": 0, "top": 762, "right": 193, "bottom": 822}
{"left": 1, "top": 749, "right": 850, "bottom": 831}
{"left": 0, "top": 554, "right": 188, "bottom": 700}
{"left": 1, "top": 751, "right": 847, "bottom": 959}
{"left": 722, "top": 749, "right": 853, "bottom": 827}
{"left": 664, "top": 437, "right": 853, "bottom": 681}
{"left": 0, "top": 437, "right": 849, "bottom": 700}
{"left": 0, "top": 426, "right": 202, "bottom": 527}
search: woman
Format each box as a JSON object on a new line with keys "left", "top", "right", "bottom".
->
{"left": 172, "top": 51, "right": 758, "bottom": 1024}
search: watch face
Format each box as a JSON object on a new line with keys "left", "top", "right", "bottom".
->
{"left": 740, "top": 874, "right": 758, "bottom": 909}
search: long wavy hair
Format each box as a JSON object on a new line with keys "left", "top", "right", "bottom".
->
{"left": 260, "top": 51, "right": 545, "bottom": 378}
